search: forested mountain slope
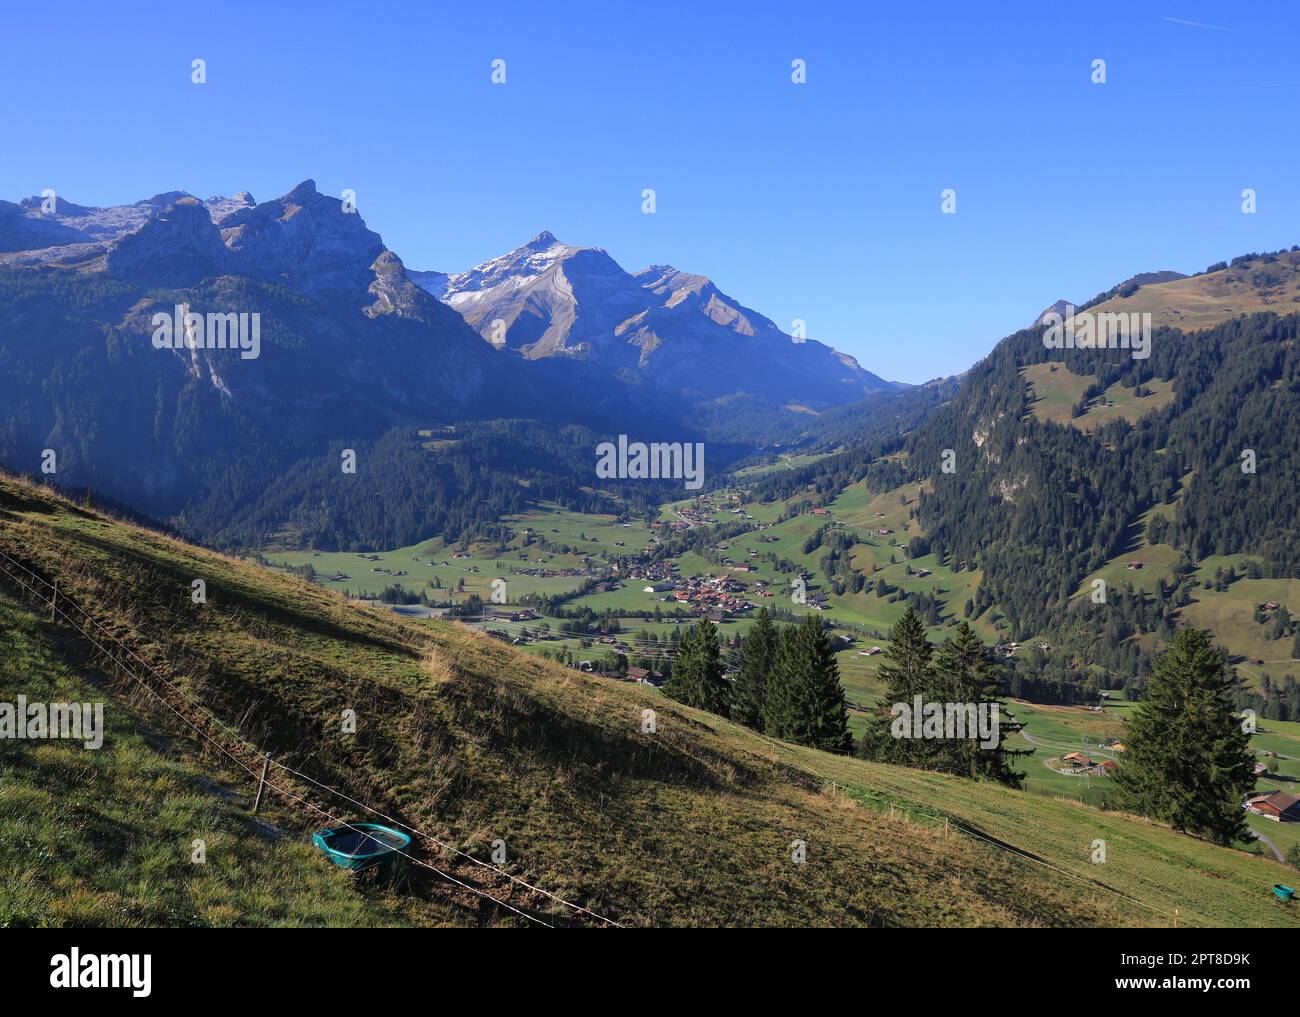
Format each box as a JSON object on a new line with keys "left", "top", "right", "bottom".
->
{"left": 737, "top": 252, "right": 1300, "bottom": 707}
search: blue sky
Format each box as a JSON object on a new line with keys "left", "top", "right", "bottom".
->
{"left": 4, "top": 1, "right": 1298, "bottom": 382}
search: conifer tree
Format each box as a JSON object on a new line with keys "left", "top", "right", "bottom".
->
{"left": 693, "top": 618, "right": 730, "bottom": 717}
{"left": 763, "top": 622, "right": 800, "bottom": 739}
{"left": 663, "top": 622, "right": 697, "bottom": 705}
{"left": 665, "top": 617, "right": 729, "bottom": 717}
{"left": 760, "top": 615, "right": 852, "bottom": 752}
{"left": 732, "top": 607, "right": 776, "bottom": 731}
{"left": 787, "top": 612, "right": 853, "bottom": 753}
{"left": 1113, "top": 628, "right": 1255, "bottom": 845}
{"left": 859, "top": 606, "right": 934, "bottom": 764}
{"left": 931, "top": 622, "right": 1025, "bottom": 787}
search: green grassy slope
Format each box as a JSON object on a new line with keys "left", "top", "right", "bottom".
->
{"left": 0, "top": 590, "right": 427, "bottom": 928}
{"left": 1085, "top": 252, "right": 1300, "bottom": 335}
{"left": 1, "top": 473, "right": 1296, "bottom": 927}
{"left": 1022, "top": 361, "right": 1175, "bottom": 432}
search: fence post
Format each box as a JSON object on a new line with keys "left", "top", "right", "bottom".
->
{"left": 51, "top": 578, "right": 57, "bottom": 622}
{"left": 252, "top": 755, "right": 270, "bottom": 814}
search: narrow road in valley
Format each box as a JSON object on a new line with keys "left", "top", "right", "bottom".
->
{"left": 1252, "top": 829, "right": 1285, "bottom": 863}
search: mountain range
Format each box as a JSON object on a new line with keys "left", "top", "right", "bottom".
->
{"left": 0, "top": 179, "right": 899, "bottom": 544}
{"left": 410, "top": 231, "right": 892, "bottom": 404}
{"left": 1, "top": 181, "right": 890, "bottom": 407}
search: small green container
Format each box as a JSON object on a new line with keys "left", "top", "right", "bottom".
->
{"left": 1273, "top": 884, "right": 1295, "bottom": 902}
{"left": 313, "top": 823, "right": 411, "bottom": 871}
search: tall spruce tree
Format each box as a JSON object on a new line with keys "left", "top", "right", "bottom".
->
{"left": 1113, "top": 628, "right": 1255, "bottom": 845}
{"left": 662, "top": 622, "right": 697, "bottom": 705}
{"left": 859, "top": 606, "right": 935, "bottom": 765}
{"left": 693, "top": 618, "right": 730, "bottom": 717}
{"left": 731, "top": 607, "right": 777, "bottom": 731}
{"left": 787, "top": 613, "right": 854, "bottom": 754}
{"left": 665, "top": 618, "right": 729, "bottom": 717}
{"left": 764, "top": 623, "right": 800, "bottom": 739}
{"left": 930, "top": 622, "right": 1025, "bottom": 787}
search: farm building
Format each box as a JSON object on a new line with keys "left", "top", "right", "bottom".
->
{"left": 626, "top": 666, "right": 665, "bottom": 686}
{"left": 1245, "top": 792, "right": 1300, "bottom": 822}
{"left": 1063, "top": 752, "right": 1095, "bottom": 768}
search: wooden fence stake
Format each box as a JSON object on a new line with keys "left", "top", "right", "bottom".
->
{"left": 252, "top": 755, "right": 270, "bottom": 814}
{"left": 51, "top": 578, "right": 56, "bottom": 622}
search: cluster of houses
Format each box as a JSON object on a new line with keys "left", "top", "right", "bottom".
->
{"left": 659, "top": 497, "right": 719, "bottom": 531}
{"left": 669, "top": 573, "right": 753, "bottom": 620}
{"left": 629, "top": 560, "right": 679, "bottom": 587}
{"left": 511, "top": 564, "right": 589, "bottom": 580}
{"left": 624, "top": 559, "right": 762, "bottom": 620}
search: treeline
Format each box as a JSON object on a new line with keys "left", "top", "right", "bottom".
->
{"left": 194, "top": 421, "right": 689, "bottom": 552}
{"left": 666, "top": 609, "right": 854, "bottom": 754}
{"left": 856, "top": 608, "right": 1025, "bottom": 786}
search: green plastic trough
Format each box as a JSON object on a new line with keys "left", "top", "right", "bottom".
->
{"left": 313, "top": 823, "right": 410, "bottom": 871}
{"left": 1273, "top": 884, "right": 1295, "bottom": 902}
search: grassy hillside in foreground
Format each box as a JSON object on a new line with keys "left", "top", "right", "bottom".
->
{"left": 0, "top": 590, "right": 429, "bottom": 927}
{"left": 1, "top": 473, "right": 1297, "bottom": 927}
